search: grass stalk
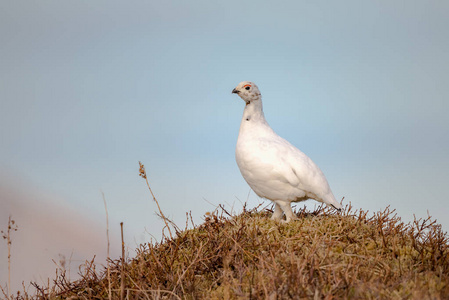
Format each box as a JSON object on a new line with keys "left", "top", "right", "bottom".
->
{"left": 120, "top": 222, "right": 125, "bottom": 300}
{"left": 102, "top": 192, "right": 112, "bottom": 300}
{"left": 139, "top": 161, "right": 173, "bottom": 239}
{"left": 1, "top": 215, "right": 18, "bottom": 300}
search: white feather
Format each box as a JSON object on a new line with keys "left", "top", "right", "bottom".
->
{"left": 233, "top": 81, "right": 342, "bottom": 222}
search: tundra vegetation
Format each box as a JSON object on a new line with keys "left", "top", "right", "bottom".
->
{"left": 2, "top": 164, "right": 448, "bottom": 299}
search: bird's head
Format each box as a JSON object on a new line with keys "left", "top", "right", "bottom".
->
{"left": 232, "top": 81, "right": 261, "bottom": 105}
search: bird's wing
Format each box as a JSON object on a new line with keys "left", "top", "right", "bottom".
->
{"left": 255, "top": 137, "right": 301, "bottom": 187}
{"left": 283, "top": 140, "right": 331, "bottom": 199}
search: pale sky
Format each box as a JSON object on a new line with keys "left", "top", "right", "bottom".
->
{"left": 1, "top": 0, "right": 448, "bottom": 293}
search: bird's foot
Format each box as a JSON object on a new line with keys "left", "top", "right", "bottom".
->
{"left": 271, "top": 203, "right": 284, "bottom": 221}
{"left": 271, "top": 214, "right": 283, "bottom": 221}
{"left": 280, "top": 215, "right": 298, "bottom": 223}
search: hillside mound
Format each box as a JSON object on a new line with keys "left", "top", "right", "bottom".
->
{"left": 30, "top": 204, "right": 448, "bottom": 299}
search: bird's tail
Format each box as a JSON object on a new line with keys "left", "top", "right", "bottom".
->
{"left": 324, "top": 193, "right": 343, "bottom": 211}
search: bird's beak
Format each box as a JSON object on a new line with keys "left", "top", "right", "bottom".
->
{"left": 232, "top": 88, "right": 240, "bottom": 94}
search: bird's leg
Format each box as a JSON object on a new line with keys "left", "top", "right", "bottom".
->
{"left": 271, "top": 202, "right": 283, "bottom": 221}
{"left": 277, "top": 201, "right": 297, "bottom": 223}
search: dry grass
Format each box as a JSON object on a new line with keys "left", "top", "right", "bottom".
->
{"left": 14, "top": 202, "right": 449, "bottom": 300}
{"left": 1, "top": 216, "right": 18, "bottom": 300}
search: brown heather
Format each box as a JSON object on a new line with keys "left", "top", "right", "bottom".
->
{"left": 14, "top": 202, "right": 448, "bottom": 300}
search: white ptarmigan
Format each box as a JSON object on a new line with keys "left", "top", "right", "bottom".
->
{"left": 232, "top": 81, "right": 342, "bottom": 222}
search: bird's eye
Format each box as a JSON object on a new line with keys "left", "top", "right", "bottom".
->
{"left": 245, "top": 86, "right": 250, "bottom": 90}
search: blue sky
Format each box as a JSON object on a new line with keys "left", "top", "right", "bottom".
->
{"left": 1, "top": 0, "right": 448, "bottom": 292}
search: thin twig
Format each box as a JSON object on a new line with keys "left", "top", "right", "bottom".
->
{"left": 2, "top": 215, "right": 18, "bottom": 299}
{"left": 139, "top": 161, "right": 173, "bottom": 239}
{"left": 120, "top": 222, "right": 125, "bottom": 300}
{"left": 111, "top": 288, "right": 182, "bottom": 300}
{"left": 102, "top": 192, "right": 112, "bottom": 300}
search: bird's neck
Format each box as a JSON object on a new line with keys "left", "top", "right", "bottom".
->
{"left": 242, "top": 99, "right": 266, "bottom": 123}
{"left": 239, "top": 98, "right": 272, "bottom": 137}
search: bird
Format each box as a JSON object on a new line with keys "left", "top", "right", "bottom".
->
{"left": 232, "top": 81, "right": 342, "bottom": 222}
